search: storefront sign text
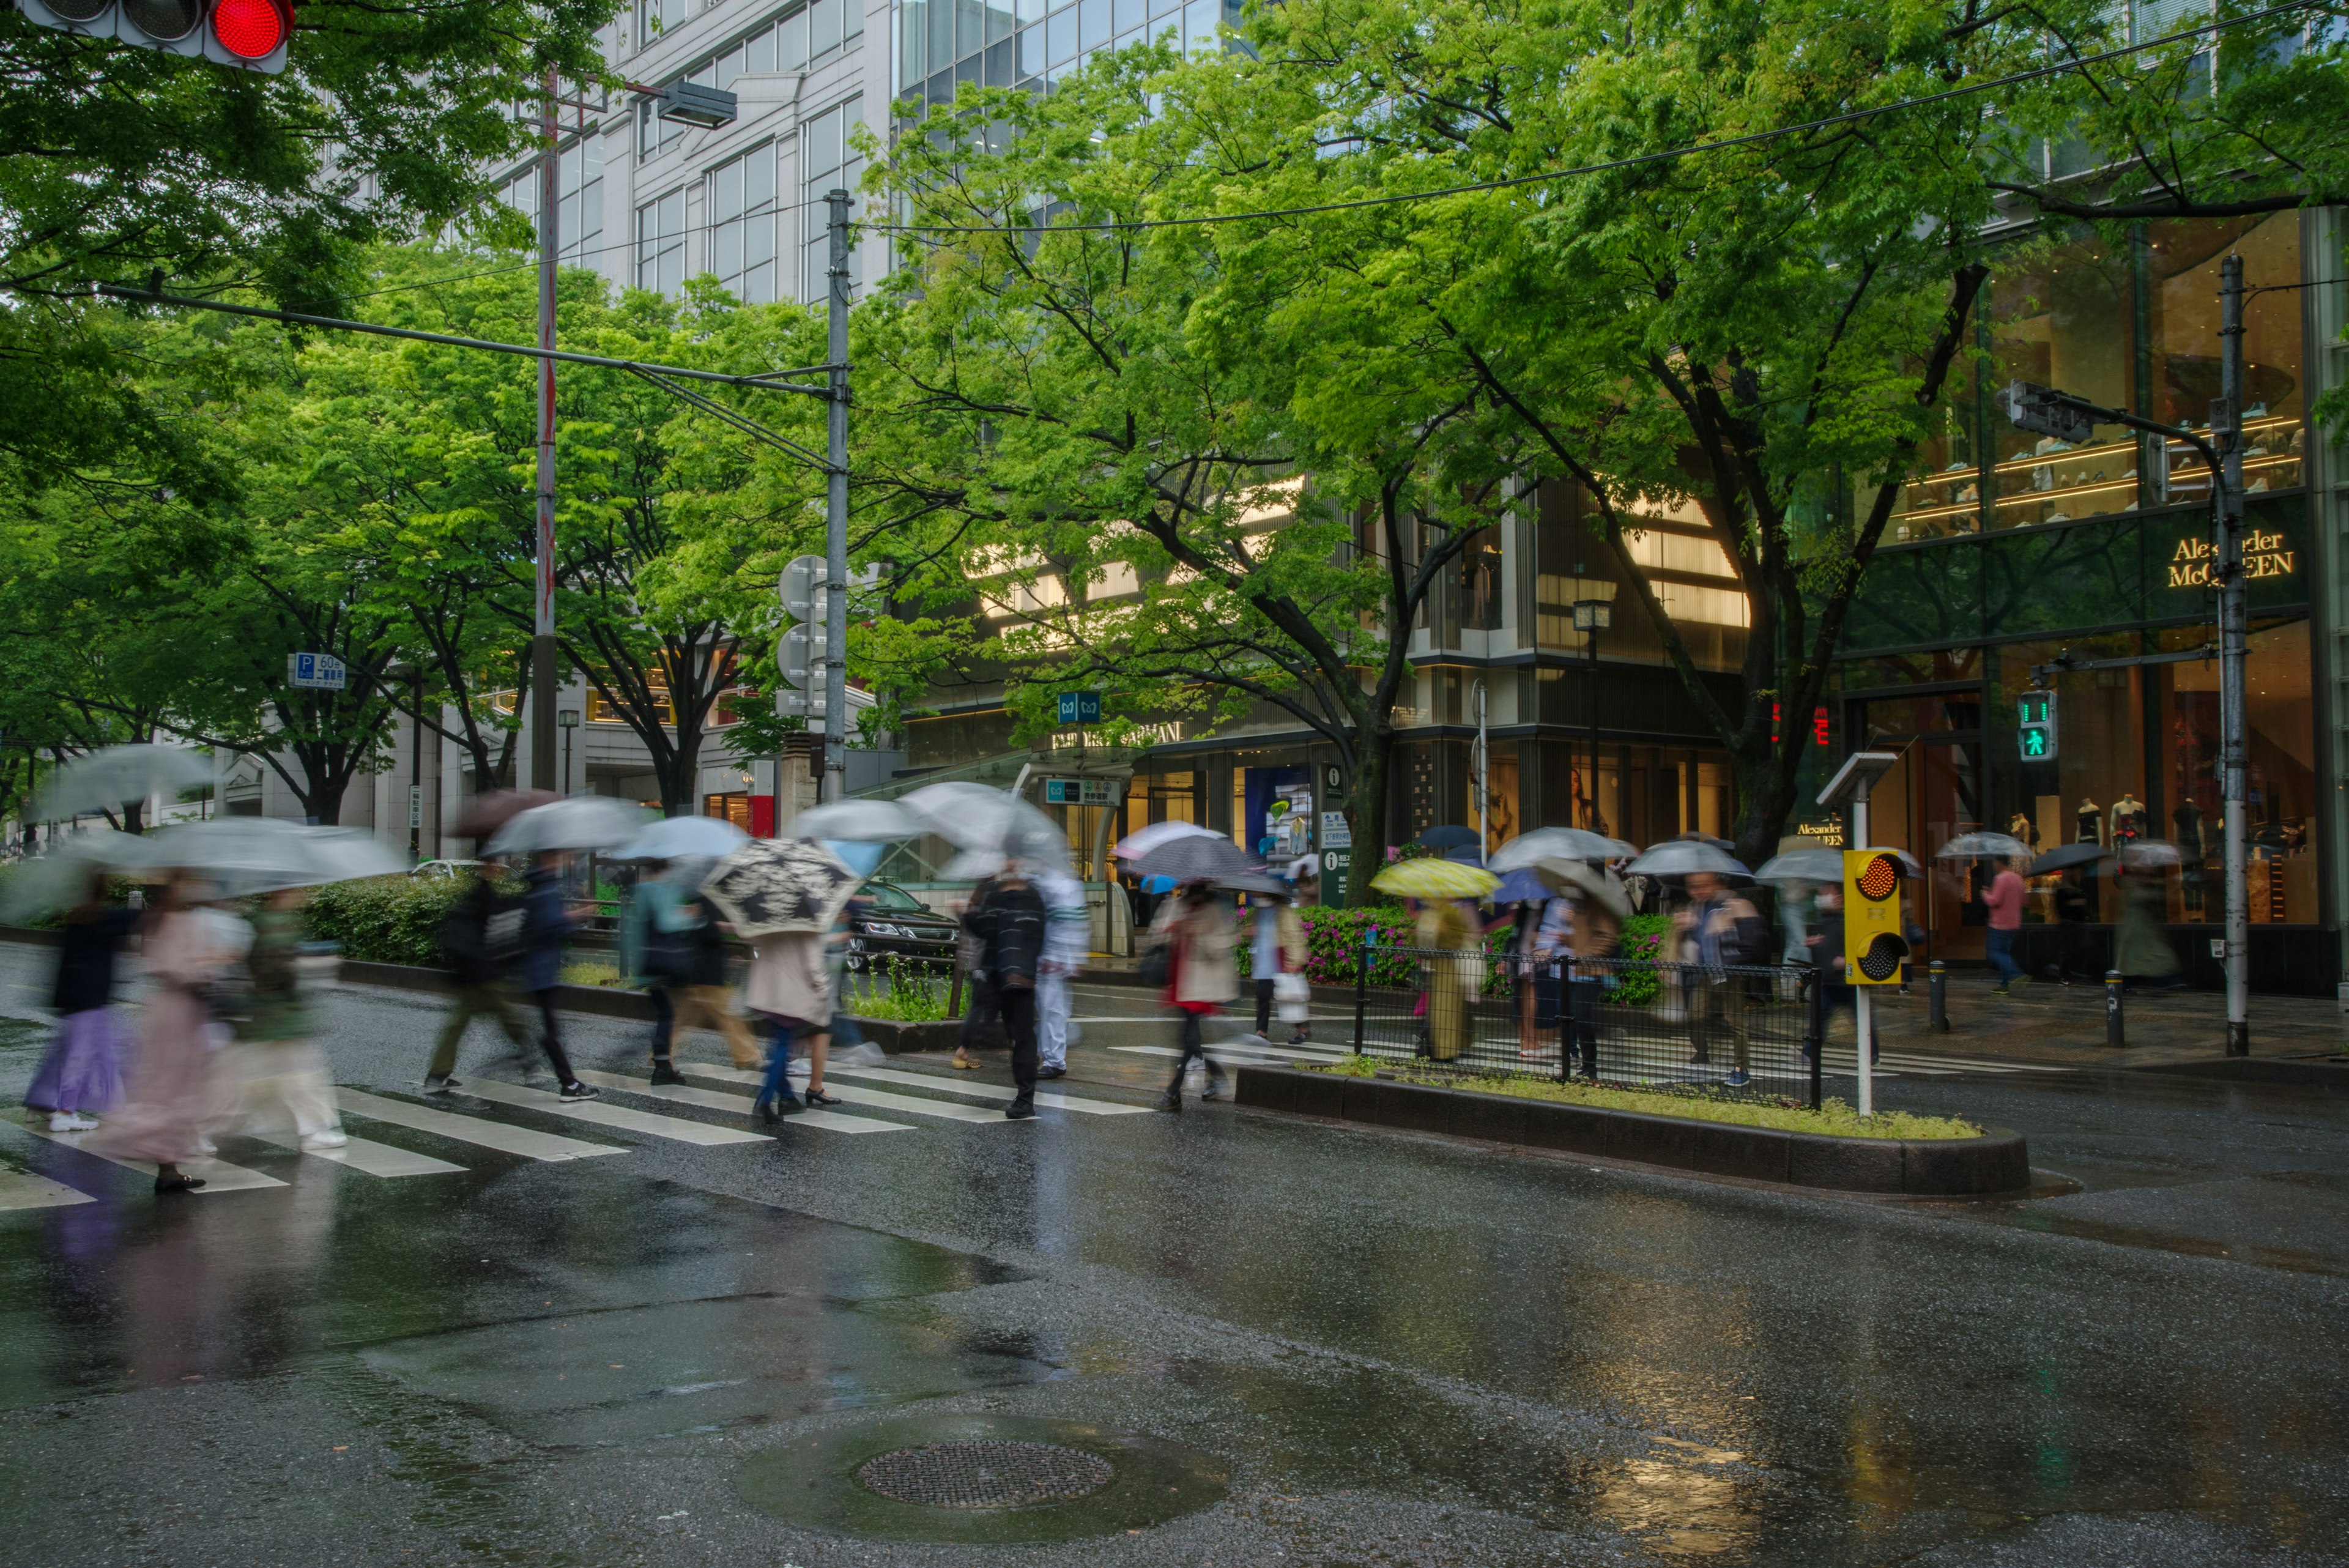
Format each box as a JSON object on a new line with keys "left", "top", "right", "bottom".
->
{"left": 2167, "top": 532, "right": 2295, "bottom": 589}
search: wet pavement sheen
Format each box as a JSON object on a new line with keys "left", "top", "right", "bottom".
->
{"left": 1, "top": 946, "right": 2345, "bottom": 1566}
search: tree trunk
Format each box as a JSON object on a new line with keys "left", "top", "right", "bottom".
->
{"left": 1345, "top": 728, "right": 1395, "bottom": 907}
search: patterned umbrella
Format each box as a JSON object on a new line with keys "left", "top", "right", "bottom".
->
{"left": 1370, "top": 857, "right": 1501, "bottom": 900}
{"left": 699, "top": 838, "right": 862, "bottom": 937}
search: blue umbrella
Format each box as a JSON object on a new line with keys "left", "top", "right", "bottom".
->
{"left": 1491, "top": 868, "right": 1551, "bottom": 906}
{"left": 822, "top": 839, "right": 886, "bottom": 878}
{"left": 1139, "top": 874, "right": 1178, "bottom": 894}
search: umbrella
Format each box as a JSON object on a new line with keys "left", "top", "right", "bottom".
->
{"left": 1414, "top": 824, "right": 1481, "bottom": 850}
{"left": 32, "top": 744, "right": 214, "bottom": 822}
{"left": 1550, "top": 859, "right": 1635, "bottom": 918}
{"left": 1936, "top": 831, "right": 2033, "bottom": 861}
{"left": 613, "top": 814, "right": 749, "bottom": 861}
{"left": 2028, "top": 842, "right": 2110, "bottom": 875}
{"left": 1218, "top": 870, "right": 1293, "bottom": 896}
{"left": 1137, "top": 874, "right": 1178, "bottom": 894}
{"left": 1675, "top": 831, "right": 1736, "bottom": 850}
{"left": 1488, "top": 827, "right": 1635, "bottom": 871}
{"left": 1755, "top": 846, "right": 1920, "bottom": 883}
{"left": 139, "top": 819, "right": 404, "bottom": 895}
{"left": 823, "top": 839, "right": 888, "bottom": 879}
{"left": 1371, "top": 856, "right": 1501, "bottom": 900}
{"left": 1624, "top": 840, "right": 1750, "bottom": 879}
{"left": 0, "top": 830, "right": 164, "bottom": 922}
{"left": 1113, "top": 820, "right": 1222, "bottom": 860}
{"left": 900, "top": 782, "right": 1069, "bottom": 868}
{"left": 454, "top": 789, "right": 557, "bottom": 839}
{"left": 1491, "top": 868, "right": 1552, "bottom": 906}
{"left": 1131, "top": 834, "right": 1255, "bottom": 885}
{"left": 2119, "top": 838, "right": 2186, "bottom": 869}
{"left": 484, "top": 796, "right": 656, "bottom": 856}
{"left": 700, "top": 838, "right": 863, "bottom": 937}
{"left": 790, "top": 798, "right": 923, "bottom": 842}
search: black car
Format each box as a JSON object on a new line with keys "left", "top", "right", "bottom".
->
{"left": 842, "top": 880, "right": 959, "bottom": 973}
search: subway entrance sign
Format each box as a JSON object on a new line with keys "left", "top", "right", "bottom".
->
{"left": 2017, "top": 688, "right": 2056, "bottom": 761}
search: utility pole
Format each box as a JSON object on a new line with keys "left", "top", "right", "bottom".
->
{"left": 822, "top": 187, "right": 851, "bottom": 803}
{"left": 2218, "top": 253, "right": 2250, "bottom": 1055}
{"left": 531, "top": 69, "right": 561, "bottom": 798}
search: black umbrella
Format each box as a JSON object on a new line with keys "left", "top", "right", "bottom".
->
{"left": 2028, "top": 842, "right": 2110, "bottom": 875}
{"left": 700, "top": 838, "right": 863, "bottom": 937}
{"left": 1416, "top": 824, "right": 1481, "bottom": 849}
{"left": 1132, "top": 834, "right": 1255, "bottom": 885}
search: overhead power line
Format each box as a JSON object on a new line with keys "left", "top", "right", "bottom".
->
{"left": 872, "top": 0, "right": 2329, "bottom": 236}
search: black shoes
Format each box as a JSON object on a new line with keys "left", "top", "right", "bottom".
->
{"left": 804, "top": 1088, "right": 842, "bottom": 1107}
{"left": 422, "top": 1074, "right": 460, "bottom": 1094}
{"left": 754, "top": 1094, "right": 804, "bottom": 1126}
{"left": 1155, "top": 1090, "right": 1181, "bottom": 1112}
{"left": 154, "top": 1169, "right": 204, "bottom": 1194}
{"left": 1004, "top": 1100, "right": 1037, "bottom": 1120}
{"left": 558, "top": 1082, "right": 599, "bottom": 1102}
{"left": 649, "top": 1063, "right": 685, "bottom": 1086}
{"left": 1036, "top": 1065, "right": 1067, "bottom": 1080}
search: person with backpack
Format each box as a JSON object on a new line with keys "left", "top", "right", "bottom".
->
{"left": 623, "top": 858, "right": 759, "bottom": 1084}
{"left": 424, "top": 860, "right": 592, "bottom": 1099}
{"left": 962, "top": 866, "right": 1047, "bottom": 1118}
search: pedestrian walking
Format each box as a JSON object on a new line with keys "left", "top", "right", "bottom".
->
{"left": 25, "top": 873, "right": 134, "bottom": 1132}
{"left": 743, "top": 927, "right": 834, "bottom": 1123}
{"left": 1543, "top": 865, "right": 1626, "bottom": 1080}
{"left": 515, "top": 852, "right": 597, "bottom": 1099}
{"left": 1983, "top": 855, "right": 2028, "bottom": 994}
{"left": 1414, "top": 895, "right": 1479, "bottom": 1063}
{"left": 423, "top": 863, "right": 567, "bottom": 1096}
{"left": 1244, "top": 891, "right": 1308, "bottom": 1046}
{"left": 95, "top": 873, "right": 240, "bottom": 1194}
{"left": 622, "top": 859, "right": 759, "bottom": 1083}
{"left": 963, "top": 867, "right": 1047, "bottom": 1118}
{"left": 1676, "top": 870, "right": 1764, "bottom": 1086}
{"left": 1804, "top": 884, "right": 1880, "bottom": 1066}
{"left": 2049, "top": 872, "right": 2096, "bottom": 984}
{"left": 1030, "top": 864, "right": 1088, "bottom": 1079}
{"left": 951, "top": 874, "right": 1006, "bottom": 1071}
{"left": 2115, "top": 864, "right": 2184, "bottom": 992}
{"left": 225, "top": 886, "right": 345, "bottom": 1150}
{"left": 1147, "top": 881, "right": 1237, "bottom": 1110}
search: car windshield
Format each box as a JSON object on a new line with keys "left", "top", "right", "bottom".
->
{"left": 864, "top": 883, "right": 926, "bottom": 912}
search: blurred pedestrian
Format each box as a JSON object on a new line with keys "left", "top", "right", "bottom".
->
{"left": 95, "top": 873, "right": 240, "bottom": 1194}
{"left": 1803, "top": 883, "right": 1880, "bottom": 1066}
{"left": 623, "top": 858, "right": 759, "bottom": 1084}
{"left": 2049, "top": 872, "right": 2096, "bottom": 985}
{"left": 2115, "top": 863, "right": 2184, "bottom": 992}
{"left": 744, "top": 927, "right": 833, "bottom": 1123}
{"left": 1414, "top": 895, "right": 1478, "bottom": 1063}
{"left": 514, "top": 851, "right": 596, "bottom": 1099}
{"left": 1031, "top": 864, "right": 1088, "bottom": 1080}
{"left": 1244, "top": 891, "right": 1307, "bottom": 1045}
{"left": 1147, "top": 880, "right": 1236, "bottom": 1110}
{"left": 963, "top": 866, "right": 1047, "bottom": 1118}
{"left": 951, "top": 873, "right": 1003, "bottom": 1071}
{"left": 1676, "top": 869, "right": 1764, "bottom": 1086}
{"left": 423, "top": 863, "right": 540, "bottom": 1096}
{"left": 1983, "top": 855, "right": 2028, "bottom": 994}
{"left": 26, "top": 872, "right": 134, "bottom": 1132}
{"left": 1544, "top": 865, "right": 1627, "bottom": 1080}
{"left": 227, "top": 886, "right": 344, "bottom": 1150}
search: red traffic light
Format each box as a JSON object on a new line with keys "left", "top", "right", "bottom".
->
{"left": 208, "top": 0, "right": 288, "bottom": 58}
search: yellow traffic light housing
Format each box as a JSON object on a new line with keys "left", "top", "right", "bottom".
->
{"left": 1842, "top": 850, "right": 1908, "bottom": 985}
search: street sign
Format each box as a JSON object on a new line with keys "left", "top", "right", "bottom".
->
{"left": 779, "top": 554, "right": 824, "bottom": 620}
{"left": 1842, "top": 850, "right": 1909, "bottom": 985}
{"left": 779, "top": 623, "right": 826, "bottom": 689}
{"left": 1056, "top": 691, "right": 1102, "bottom": 724}
{"left": 1319, "top": 810, "right": 1352, "bottom": 849}
{"left": 407, "top": 785, "right": 423, "bottom": 830}
{"left": 1998, "top": 380, "right": 2101, "bottom": 446}
{"left": 2018, "top": 688, "right": 2057, "bottom": 761}
{"left": 1044, "top": 778, "right": 1110, "bottom": 805}
{"left": 287, "top": 652, "right": 347, "bottom": 691}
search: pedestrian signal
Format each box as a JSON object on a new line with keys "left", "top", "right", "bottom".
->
{"left": 2017, "top": 688, "right": 2057, "bottom": 762}
{"left": 13, "top": 0, "right": 291, "bottom": 71}
{"left": 1842, "top": 850, "right": 1907, "bottom": 986}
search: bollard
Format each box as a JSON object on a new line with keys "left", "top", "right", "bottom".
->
{"left": 1556, "top": 959, "right": 1571, "bottom": 1085}
{"left": 1804, "top": 969, "right": 1825, "bottom": 1112}
{"left": 2106, "top": 969, "right": 2126, "bottom": 1048}
{"left": 1353, "top": 928, "right": 1372, "bottom": 1054}
{"left": 1928, "top": 959, "right": 1950, "bottom": 1033}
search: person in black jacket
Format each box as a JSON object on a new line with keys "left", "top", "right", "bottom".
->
{"left": 422, "top": 866, "right": 536, "bottom": 1094}
{"left": 962, "top": 869, "right": 1046, "bottom": 1119}
{"left": 1676, "top": 870, "right": 1767, "bottom": 1086}
{"left": 26, "top": 874, "right": 136, "bottom": 1131}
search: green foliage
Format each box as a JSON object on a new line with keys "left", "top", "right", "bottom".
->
{"left": 841, "top": 957, "right": 951, "bottom": 1022}
{"left": 303, "top": 874, "right": 466, "bottom": 967}
{"left": 1609, "top": 915, "right": 1675, "bottom": 1009}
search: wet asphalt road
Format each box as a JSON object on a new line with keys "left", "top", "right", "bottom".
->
{"left": 1, "top": 942, "right": 2346, "bottom": 1567}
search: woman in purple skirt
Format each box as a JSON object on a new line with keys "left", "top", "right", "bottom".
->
{"left": 25, "top": 875, "right": 137, "bottom": 1134}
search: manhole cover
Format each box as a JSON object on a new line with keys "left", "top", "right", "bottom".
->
{"left": 856, "top": 1441, "right": 1115, "bottom": 1510}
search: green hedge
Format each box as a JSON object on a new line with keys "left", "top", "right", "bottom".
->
{"left": 304, "top": 875, "right": 467, "bottom": 966}
{"left": 1231, "top": 904, "right": 1679, "bottom": 1005}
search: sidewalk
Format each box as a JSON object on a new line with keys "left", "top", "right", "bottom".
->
{"left": 1863, "top": 968, "right": 2348, "bottom": 1069}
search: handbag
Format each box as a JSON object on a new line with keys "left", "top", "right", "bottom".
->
{"left": 1272, "top": 970, "right": 1310, "bottom": 1023}
{"left": 1137, "top": 943, "right": 1170, "bottom": 987}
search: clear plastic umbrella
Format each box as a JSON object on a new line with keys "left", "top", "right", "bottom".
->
{"left": 1113, "top": 820, "right": 1222, "bottom": 860}
{"left": 483, "top": 797, "right": 656, "bottom": 856}
{"left": 32, "top": 744, "right": 213, "bottom": 822}
{"left": 899, "top": 782, "right": 1069, "bottom": 869}
{"left": 612, "top": 815, "right": 748, "bottom": 861}
{"left": 1488, "top": 827, "right": 1636, "bottom": 871}
{"left": 0, "top": 830, "right": 164, "bottom": 922}
{"left": 1624, "top": 840, "right": 1750, "bottom": 879}
{"left": 139, "top": 818, "right": 404, "bottom": 896}
{"left": 1754, "top": 846, "right": 1921, "bottom": 883}
{"left": 2119, "top": 839, "right": 2185, "bottom": 869}
{"left": 790, "top": 798, "right": 923, "bottom": 842}
{"left": 1936, "top": 831, "right": 2033, "bottom": 861}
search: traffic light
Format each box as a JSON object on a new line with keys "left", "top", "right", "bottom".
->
{"left": 2017, "top": 688, "right": 2057, "bottom": 762}
{"left": 1997, "top": 380, "right": 2101, "bottom": 446}
{"left": 1841, "top": 850, "right": 1909, "bottom": 986}
{"left": 13, "top": 0, "right": 292, "bottom": 72}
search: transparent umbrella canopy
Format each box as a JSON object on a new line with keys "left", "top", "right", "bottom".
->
{"left": 32, "top": 744, "right": 213, "bottom": 823}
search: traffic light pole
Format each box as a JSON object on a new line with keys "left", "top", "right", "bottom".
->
{"left": 2218, "top": 255, "right": 2250, "bottom": 1055}
{"left": 532, "top": 72, "right": 562, "bottom": 801}
{"left": 823, "top": 188, "right": 851, "bottom": 804}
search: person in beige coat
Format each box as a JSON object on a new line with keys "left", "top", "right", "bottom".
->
{"left": 1147, "top": 883, "right": 1237, "bottom": 1110}
{"left": 744, "top": 928, "right": 836, "bottom": 1123}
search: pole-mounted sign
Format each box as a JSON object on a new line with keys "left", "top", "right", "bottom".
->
{"left": 287, "top": 652, "right": 347, "bottom": 691}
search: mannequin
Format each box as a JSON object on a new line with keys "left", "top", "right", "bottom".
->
{"left": 2076, "top": 799, "right": 2102, "bottom": 845}
{"left": 2111, "top": 794, "right": 2147, "bottom": 845}
{"left": 2008, "top": 812, "right": 2038, "bottom": 848}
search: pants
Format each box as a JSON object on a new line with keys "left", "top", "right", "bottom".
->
{"left": 960, "top": 972, "right": 1002, "bottom": 1049}
{"left": 1565, "top": 976, "right": 1602, "bottom": 1079}
{"left": 1037, "top": 970, "right": 1071, "bottom": 1071}
{"left": 756, "top": 1017, "right": 797, "bottom": 1107}
{"left": 1166, "top": 1008, "right": 1223, "bottom": 1097}
{"left": 528, "top": 989, "right": 579, "bottom": 1085}
{"left": 1986, "top": 926, "right": 2024, "bottom": 986}
{"left": 650, "top": 985, "right": 760, "bottom": 1067}
{"left": 1822, "top": 986, "right": 1881, "bottom": 1060}
{"left": 428, "top": 983, "right": 535, "bottom": 1079}
{"left": 227, "top": 1040, "right": 340, "bottom": 1139}
{"left": 1688, "top": 978, "right": 1750, "bottom": 1073}
{"left": 1254, "top": 976, "right": 1274, "bottom": 1035}
{"left": 1000, "top": 984, "right": 1039, "bottom": 1105}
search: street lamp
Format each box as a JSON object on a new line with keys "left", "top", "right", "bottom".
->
{"left": 1572, "top": 590, "right": 1616, "bottom": 830}
{"left": 557, "top": 707, "right": 581, "bottom": 797}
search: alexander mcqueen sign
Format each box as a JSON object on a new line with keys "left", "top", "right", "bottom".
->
{"left": 2168, "top": 530, "right": 2295, "bottom": 589}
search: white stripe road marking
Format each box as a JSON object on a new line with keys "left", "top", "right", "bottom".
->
{"left": 688, "top": 1066, "right": 1015, "bottom": 1126}
{"left": 10, "top": 1124, "right": 288, "bottom": 1192}
{"left": 254, "top": 1131, "right": 465, "bottom": 1177}
{"left": 571, "top": 1070, "right": 912, "bottom": 1135}
{"left": 338, "top": 1088, "right": 626, "bottom": 1162}
{"left": 451, "top": 1078, "right": 771, "bottom": 1146}
{"left": 0, "top": 1167, "right": 94, "bottom": 1209}
{"left": 822, "top": 1064, "right": 1155, "bottom": 1116}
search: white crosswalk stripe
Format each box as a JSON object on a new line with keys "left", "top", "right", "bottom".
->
{"left": 571, "top": 1070, "right": 911, "bottom": 1135}
{"left": 339, "top": 1088, "right": 626, "bottom": 1162}
{"left": 823, "top": 1064, "right": 1155, "bottom": 1115}
{"left": 10, "top": 1123, "right": 287, "bottom": 1192}
{"left": 451, "top": 1078, "right": 771, "bottom": 1145}
{"left": 688, "top": 1065, "right": 1019, "bottom": 1126}
{"left": 0, "top": 1167, "right": 95, "bottom": 1209}
{"left": 254, "top": 1131, "right": 466, "bottom": 1177}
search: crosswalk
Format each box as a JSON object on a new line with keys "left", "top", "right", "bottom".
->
{"left": 823, "top": 1064, "right": 1154, "bottom": 1117}
{"left": 570, "top": 1069, "right": 908, "bottom": 1135}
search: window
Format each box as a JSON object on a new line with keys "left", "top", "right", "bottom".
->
{"left": 637, "top": 188, "right": 686, "bottom": 295}
{"left": 637, "top": 0, "right": 691, "bottom": 48}
{"left": 639, "top": 95, "right": 687, "bottom": 157}
{"left": 801, "top": 98, "right": 865, "bottom": 303}
{"left": 707, "top": 144, "right": 780, "bottom": 304}
{"left": 499, "top": 135, "right": 604, "bottom": 264}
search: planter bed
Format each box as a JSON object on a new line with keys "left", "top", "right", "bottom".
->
{"left": 1234, "top": 1065, "right": 2030, "bottom": 1198}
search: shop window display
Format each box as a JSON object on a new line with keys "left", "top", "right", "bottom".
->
{"left": 2147, "top": 214, "right": 2306, "bottom": 507}
{"left": 2154, "top": 620, "right": 2317, "bottom": 924}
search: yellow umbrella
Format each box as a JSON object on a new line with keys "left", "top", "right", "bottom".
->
{"left": 1371, "top": 857, "right": 1501, "bottom": 900}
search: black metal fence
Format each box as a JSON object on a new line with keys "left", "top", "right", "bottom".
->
{"left": 1348, "top": 946, "right": 1827, "bottom": 1109}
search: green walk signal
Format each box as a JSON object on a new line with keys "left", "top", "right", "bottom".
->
{"left": 2018, "top": 688, "right": 2056, "bottom": 762}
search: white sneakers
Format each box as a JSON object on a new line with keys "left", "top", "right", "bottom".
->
{"left": 300, "top": 1129, "right": 349, "bottom": 1151}
{"left": 46, "top": 1111, "right": 98, "bottom": 1132}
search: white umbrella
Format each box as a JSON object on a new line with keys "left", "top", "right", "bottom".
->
{"left": 2119, "top": 838, "right": 2185, "bottom": 869}
{"left": 1936, "top": 831, "right": 2033, "bottom": 861}
{"left": 139, "top": 818, "right": 404, "bottom": 895}
{"left": 0, "top": 830, "right": 163, "bottom": 922}
{"left": 1624, "top": 840, "right": 1750, "bottom": 878}
{"left": 1114, "top": 820, "right": 1222, "bottom": 860}
{"left": 899, "top": 781, "right": 1069, "bottom": 869}
{"left": 32, "top": 744, "right": 214, "bottom": 822}
{"left": 1488, "top": 827, "right": 1635, "bottom": 871}
{"left": 790, "top": 798, "right": 923, "bottom": 842}
{"left": 613, "top": 815, "right": 748, "bottom": 861}
{"left": 1755, "top": 846, "right": 1922, "bottom": 883}
{"left": 484, "top": 797, "right": 656, "bottom": 856}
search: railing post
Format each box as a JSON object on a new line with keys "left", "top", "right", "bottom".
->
{"left": 1928, "top": 958, "right": 1950, "bottom": 1033}
{"left": 1805, "top": 967, "right": 1825, "bottom": 1112}
{"left": 948, "top": 962, "right": 963, "bottom": 1021}
{"left": 2106, "top": 969, "right": 2126, "bottom": 1048}
{"left": 1353, "top": 927, "right": 1370, "bottom": 1055}
{"left": 1557, "top": 957, "right": 1572, "bottom": 1084}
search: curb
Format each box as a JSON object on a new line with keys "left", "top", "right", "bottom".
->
{"left": 1231, "top": 1065, "right": 2032, "bottom": 1198}
{"left": 2131, "top": 1055, "right": 2349, "bottom": 1089}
